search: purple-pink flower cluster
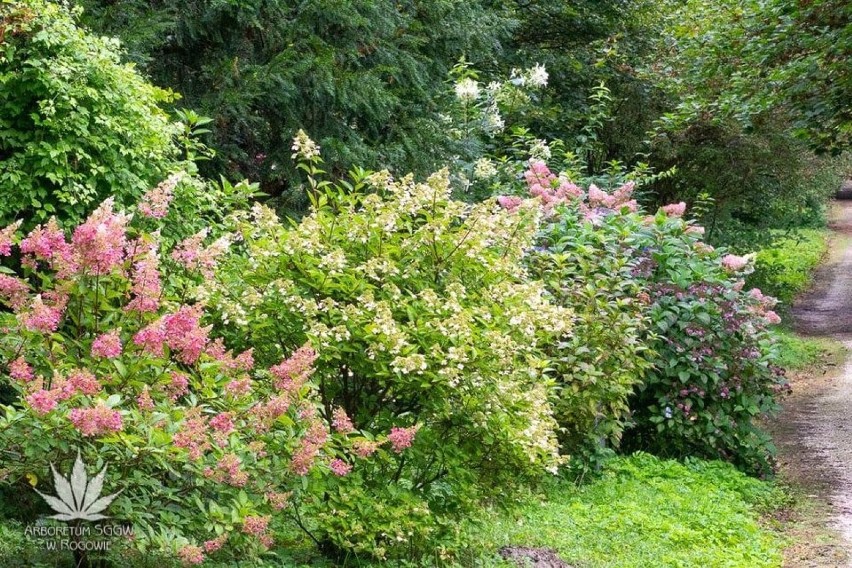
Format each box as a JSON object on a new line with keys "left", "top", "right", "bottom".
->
{"left": 387, "top": 425, "right": 418, "bottom": 453}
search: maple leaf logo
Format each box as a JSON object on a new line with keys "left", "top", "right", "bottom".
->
{"left": 34, "top": 452, "right": 122, "bottom": 521}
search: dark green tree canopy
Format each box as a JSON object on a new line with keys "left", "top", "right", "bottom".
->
{"left": 78, "top": 0, "right": 514, "bottom": 208}
{"left": 651, "top": 0, "right": 851, "bottom": 154}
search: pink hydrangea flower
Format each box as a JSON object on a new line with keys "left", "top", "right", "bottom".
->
{"left": 387, "top": 426, "right": 418, "bottom": 453}
{"left": 9, "top": 357, "right": 34, "bottom": 383}
{"left": 721, "top": 254, "right": 750, "bottom": 272}
{"left": 125, "top": 249, "right": 162, "bottom": 313}
{"left": 167, "top": 372, "right": 190, "bottom": 401}
{"left": 209, "top": 412, "right": 234, "bottom": 435}
{"left": 225, "top": 377, "right": 252, "bottom": 397}
{"left": 265, "top": 491, "right": 291, "bottom": 511}
{"left": 524, "top": 160, "right": 556, "bottom": 195}
{"left": 67, "top": 369, "right": 101, "bottom": 396}
{"left": 242, "top": 516, "right": 269, "bottom": 537}
{"left": 20, "top": 218, "right": 76, "bottom": 275}
{"left": 248, "top": 394, "right": 291, "bottom": 432}
{"left": 20, "top": 293, "right": 66, "bottom": 332}
{"left": 661, "top": 202, "right": 687, "bottom": 217}
{"left": 353, "top": 439, "right": 380, "bottom": 459}
{"left": 203, "top": 534, "right": 227, "bottom": 554}
{"left": 138, "top": 173, "right": 181, "bottom": 219}
{"left": 694, "top": 242, "right": 715, "bottom": 254}
{"left": 68, "top": 403, "right": 123, "bottom": 436}
{"left": 587, "top": 184, "right": 615, "bottom": 208}
{"left": 162, "top": 305, "right": 210, "bottom": 364}
{"left": 133, "top": 321, "right": 166, "bottom": 357}
{"left": 270, "top": 344, "right": 317, "bottom": 392}
{"left": 332, "top": 407, "right": 355, "bottom": 434}
{"left": 496, "top": 195, "right": 523, "bottom": 213}
{"left": 0, "top": 220, "right": 21, "bottom": 256}
{"left": 329, "top": 458, "right": 352, "bottom": 476}
{"left": 137, "top": 386, "right": 154, "bottom": 411}
{"left": 216, "top": 453, "right": 247, "bottom": 486}
{"left": 290, "top": 438, "right": 320, "bottom": 475}
{"left": 172, "top": 230, "right": 230, "bottom": 279}
{"left": 205, "top": 339, "right": 254, "bottom": 372}
{"left": 26, "top": 389, "right": 57, "bottom": 415}
{"left": 764, "top": 310, "right": 782, "bottom": 325}
{"left": 0, "top": 274, "right": 29, "bottom": 309}
{"left": 173, "top": 409, "right": 210, "bottom": 460}
{"left": 71, "top": 198, "right": 130, "bottom": 276}
{"left": 748, "top": 288, "right": 779, "bottom": 309}
{"left": 177, "top": 544, "right": 204, "bottom": 565}
{"left": 91, "top": 330, "right": 123, "bottom": 359}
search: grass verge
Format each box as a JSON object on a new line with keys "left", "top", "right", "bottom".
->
{"left": 748, "top": 229, "right": 829, "bottom": 306}
{"left": 475, "top": 453, "right": 785, "bottom": 568}
{"left": 0, "top": 454, "right": 789, "bottom": 568}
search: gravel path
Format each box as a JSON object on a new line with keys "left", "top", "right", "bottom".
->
{"left": 773, "top": 192, "right": 852, "bottom": 566}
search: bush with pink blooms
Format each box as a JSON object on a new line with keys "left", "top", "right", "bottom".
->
{"left": 508, "top": 157, "right": 787, "bottom": 474}
{"left": 207, "top": 138, "right": 570, "bottom": 559}
{"left": 0, "top": 188, "right": 389, "bottom": 563}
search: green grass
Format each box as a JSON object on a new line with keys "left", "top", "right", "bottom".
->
{"left": 748, "top": 229, "right": 829, "bottom": 305}
{"left": 772, "top": 328, "right": 845, "bottom": 371}
{"left": 0, "top": 454, "right": 788, "bottom": 568}
{"left": 475, "top": 453, "right": 785, "bottom": 568}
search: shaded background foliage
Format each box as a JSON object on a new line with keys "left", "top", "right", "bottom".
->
{"left": 0, "top": 0, "right": 181, "bottom": 229}
{"left": 76, "top": 0, "right": 515, "bottom": 211}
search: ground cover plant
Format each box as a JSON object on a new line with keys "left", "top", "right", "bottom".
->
{"left": 479, "top": 453, "right": 786, "bottom": 568}
{"left": 747, "top": 229, "right": 829, "bottom": 306}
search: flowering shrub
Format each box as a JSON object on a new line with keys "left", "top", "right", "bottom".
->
{"left": 624, "top": 222, "right": 786, "bottom": 474}
{"left": 508, "top": 158, "right": 786, "bottom": 473}
{"left": 207, "top": 135, "right": 570, "bottom": 558}
{"left": 528, "top": 205, "right": 652, "bottom": 473}
{"left": 0, "top": 0, "right": 181, "bottom": 229}
{"left": 0, "top": 191, "right": 387, "bottom": 563}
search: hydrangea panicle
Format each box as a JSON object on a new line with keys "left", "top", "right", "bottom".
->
{"left": 20, "top": 218, "right": 75, "bottom": 275}
{"left": 291, "top": 129, "right": 320, "bottom": 161}
{"left": 177, "top": 544, "right": 204, "bottom": 565}
{"left": 331, "top": 407, "right": 355, "bottom": 434}
{"left": 0, "top": 220, "right": 21, "bottom": 256}
{"left": 91, "top": 330, "right": 123, "bottom": 359}
{"left": 329, "top": 458, "right": 352, "bottom": 476}
{"left": 242, "top": 515, "right": 269, "bottom": 537}
{"left": 270, "top": 344, "right": 317, "bottom": 392}
{"left": 387, "top": 426, "right": 418, "bottom": 453}
{"left": 9, "top": 357, "right": 34, "bottom": 383}
{"left": 68, "top": 402, "right": 123, "bottom": 436}
{"left": 138, "top": 173, "right": 181, "bottom": 219}
{"left": 661, "top": 202, "right": 687, "bottom": 217}
{"left": 71, "top": 198, "right": 130, "bottom": 275}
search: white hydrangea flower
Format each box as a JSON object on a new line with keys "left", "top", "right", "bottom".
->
{"left": 509, "top": 68, "right": 526, "bottom": 87}
{"left": 528, "top": 63, "right": 549, "bottom": 88}
{"left": 483, "top": 108, "right": 505, "bottom": 134}
{"left": 529, "top": 138, "right": 552, "bottom": 160}
{"left": 473, "top": 158, "right": 498, "bottom": 180}
{"left": 486, "top": 81, "right": 503, "bottom": 95}
{"left": 454, "top": 78, "right": 480, "bottom": 102}
{"left": 291, "top": 129, "right": 320, "bottom": 160}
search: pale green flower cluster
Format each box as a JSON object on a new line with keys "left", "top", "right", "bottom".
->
{"left": 209, "top": 167, "right": 571, "bottom": 472}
